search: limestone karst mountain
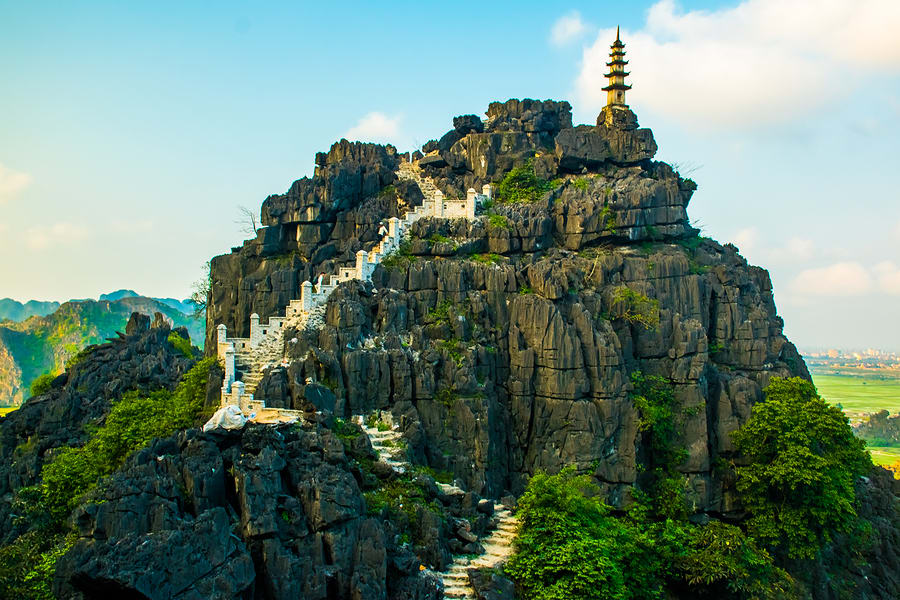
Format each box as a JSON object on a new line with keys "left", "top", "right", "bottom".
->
{"left": 0, "top": 98, "right": 897, "bottom": 600}
{"left": 207, "top": 99, "right": 808, "bottom": 507}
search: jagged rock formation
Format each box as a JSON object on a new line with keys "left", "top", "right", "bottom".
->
{"left": 208, "top": 100, "right": 807, "bottom": 517}
{"left": 5, "top": 98, "right": 894, "bottom": 600}
{"left": 54, "top": 424, "right": 435, "bottom": 600}
{"left": 0, "top": 313, "right": 197, "bottom": 545}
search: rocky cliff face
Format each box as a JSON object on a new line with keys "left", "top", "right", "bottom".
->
{"left": 54, "top": 424, "right": 453, "bottom": 600}
{"left": 0, "top": 313, "right": 197, "bottom": 544}
{"left": 207, "top": 99, "right": 808, "bottom": 515}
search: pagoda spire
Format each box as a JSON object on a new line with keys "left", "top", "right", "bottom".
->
{"left": 602, "top": 26, "right": 631, "bottom": 109}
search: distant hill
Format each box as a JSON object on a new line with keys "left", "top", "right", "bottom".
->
{"left": 0, "top": 298, "right": 61, "bottom": 322}
{"left": 98, "top": 289, "right": 140, "bottom": 302}
{"left": 0, "top": 297, "right": 204, "bottom": 406}
{"left": 0, "top": 291, "right": 197, "bottom": 323}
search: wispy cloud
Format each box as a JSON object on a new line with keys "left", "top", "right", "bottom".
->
{"left": 873, "top": 261, "right": 900, "bottom": 295}
{"left": 550, "top": 11, "right": 589, "bottom": 46}
{"left": 574, "top": 0, "right": 900, "bottom": 130}
{"left": 0, "top": 163, "right": 32, "bottom": 202}
{"left": 25, "top": 222, "right": 89, "bottom": 250}
{"left": 732, "top": 227, "right": 759, "bottom": 257}
{"left": 791, "top": 261, "right": 873, "bottom": 297}
{"left": 789, "top": 260, "right": 900, "bottom": 297}
{"left": 343, "top": 112, "right": 405, "bottom": 147}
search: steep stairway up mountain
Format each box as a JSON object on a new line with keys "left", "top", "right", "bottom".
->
{"left": 216, "top": 158, "right": 489, "bottom": 419}
{"left": 440, "top": 508, "right": 518, "bottom": 599}
{"left": 353, "top": 411, "right": 517, "bottom": 600}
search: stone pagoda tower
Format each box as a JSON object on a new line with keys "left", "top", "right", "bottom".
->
{"left": 602, "top": 26, "right": 631, "bottom": 109}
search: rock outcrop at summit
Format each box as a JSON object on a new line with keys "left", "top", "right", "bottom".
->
{"left": 261, "top": 140, "right": 402, "bottom": 226}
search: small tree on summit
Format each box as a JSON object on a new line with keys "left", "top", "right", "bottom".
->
{"left": 235, "top": 205, "right": 259, "bottom": 236}
{"left": 189, "top": 261, "right": 210, "bottom": 319}
{"left": 731, "top": 377, "right": 872, "bottom": 560}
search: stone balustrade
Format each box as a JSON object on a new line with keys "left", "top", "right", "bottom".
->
{"left": 216, "top": 161, "right": 491, "bottom": 414}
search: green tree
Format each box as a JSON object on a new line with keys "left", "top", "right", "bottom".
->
{"left": 731, "top": 377, "right": 872, "bottom": 560}
{"left": 496, "top": 160, "right": 552, "bottom": 204}
{"left": 506, "top": 468, "right": 631, "bottom": 600}
{"left": 29, "top": 372, "right": 56, "bottom": 397}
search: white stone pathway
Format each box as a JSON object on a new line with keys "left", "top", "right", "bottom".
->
{"left": 353, "top": 410, "right": 517, "bottom": 600}
{"left": 215, "top": 160, "right": 490, "bottom": 418}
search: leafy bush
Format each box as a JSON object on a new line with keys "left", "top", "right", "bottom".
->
{"left": 0, "top": 531, "right": 73, "bottom": 600}
{"left": 486, "top": 213, "right": 510, "bottom": 229}
{"left": 679, "top": 521, "right": 796, "bottom": 599}
{"left": 425, "top": 299, "right": 454, "bottom": 326}
{"left": 22, "top": 357, "right": 216, "bottom": 524}
{"left": 507, "top": 469, "right": 796, "bottom": 600}
{"left": 630, "top": 372, "right": 690, "bottom": 520}
{"left": 29, "top": 373, "right": 56, "bottom": 398}
{"left": 380, "top": 239, "right": 416, "bottom": 272}
{"left": 167, "top": 330, "right": 194, "bottom": 358}
{"left": 731, "top": 377, "right": 872, "bottom": 560}
{"left": 379, "top": 184, "right": 398, "bottom": 199}
{"left": 507, "top": 468, "right": 631, "bottom": 600}
{"left": 64, "top": 346, "right": 95, "bottom": 370}
{"left": 469, "top": 252, "right": 504, "bottom": 265}
{"left": 611, "top": 287, "right": 660, "bottom": 330}
{"left": 496, "top": 160, "right": 553, "bottom": 204}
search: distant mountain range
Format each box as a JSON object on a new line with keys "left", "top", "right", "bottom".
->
{"left": 0, "top": 294, "right": 204, "bottom": 406}
{"left": 0, "top": 289, "right": 196, "bottom": 322}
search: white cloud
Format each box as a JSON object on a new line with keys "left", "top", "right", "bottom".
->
{"left": 791, "top": 261, "right": 873, "bottom": 296}
{"left": 768, "top": 237, "right": 815, "bottom": 262}
{"left": 575, "top": 0, "right": 900, "bottom": 130}
{"left": 343, "top": 112, "right": 404, "bottom": 147}
{"left": 874, "top": 261, "right": 900, "bottom": 295}
{"left": 732, "top": 227, "right": 759, "bottom": 256}
{"left": 25, "top": 222, "right": 89, "bottom": 250}
{"left": 550, "top": 12, "right": 589, "bottom": 46}
{"left": 0, "top": 163, "right": 32, "bottom": 201}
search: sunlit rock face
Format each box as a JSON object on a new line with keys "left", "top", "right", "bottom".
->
{"left": 208, "top": 99, "right": 808, "bottom": 514}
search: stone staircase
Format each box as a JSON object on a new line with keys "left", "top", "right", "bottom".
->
{"left": 216, "top": 159, "right": 490, "bottom": 421}
{"left": 352, "top": 411, "right": 516, "bottom": 600}
{"left": 440, "top": 509, "right": 518, "bottom": 599}
{"left": 235, "top": 333, "right": 286, "bottom": 395}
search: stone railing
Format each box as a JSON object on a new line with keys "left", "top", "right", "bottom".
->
{"left": 216, "top": 160, "right": 491, "bottom": 415}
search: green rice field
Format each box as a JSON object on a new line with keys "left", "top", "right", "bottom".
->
{"left": 812, "top": 371, "right": 900, "bottom": 466}
{"left": 812, "top": 373, "right": 900, "bottom": 421}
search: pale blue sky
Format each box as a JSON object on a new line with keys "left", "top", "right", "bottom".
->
{"left": 1, "top": 0, "right": 899, "bottom": 350}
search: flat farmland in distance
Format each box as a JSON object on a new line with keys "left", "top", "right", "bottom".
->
{"left": 812, "top": 372, "right": 900, "bottom": 422}
{"left": 0, "top": 407, "right": 18, "bottom": 417}
{"left": 812, "top": 371, "right": 900, "bottom": 467}
{"left": 868, "top": 446, "right": 900, "bottom": 467}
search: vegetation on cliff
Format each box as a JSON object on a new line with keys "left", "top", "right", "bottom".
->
{"left": 508, "top": 376, "right": 877, "bottom": 599}
{"left": 732, "top": 377, "right": 872, "bottom": 561}
{"left": 0, "top": 355, "right": 215, "bottom": 599}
